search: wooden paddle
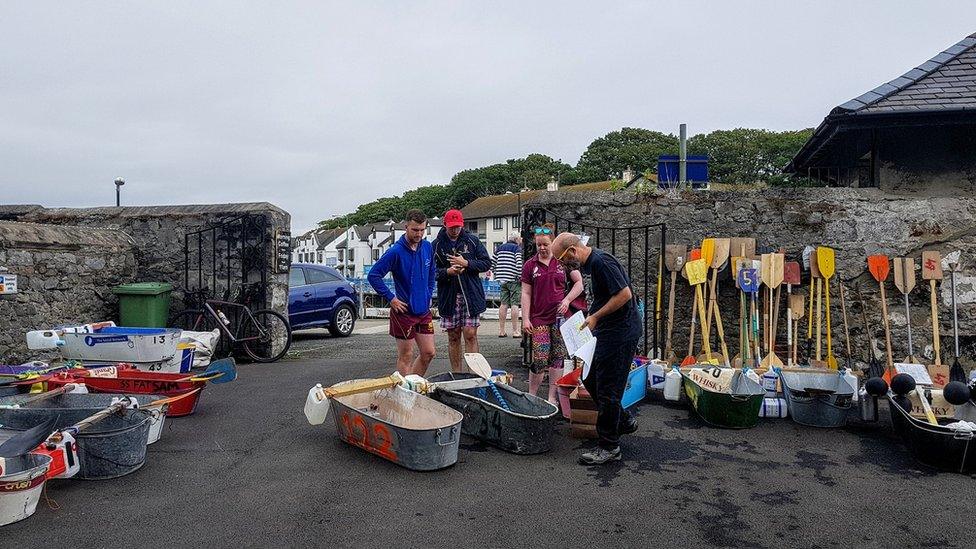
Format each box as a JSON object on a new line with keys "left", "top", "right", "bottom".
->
{"left": 760, "top": 253, "right": 772, "bottom": 358}
{"left": 838, "top": 280, "right": 853, "bottom": 370}
{"left": 914, "top": 386, "right": 939, "bottom": 426}
{"left": 893, "top": 257, "right": 919, "bottom": 363}
{"left": 808, "top": 249, "right": 825, "bottom": 368}
{"left": 0, "top": 383, "right": 80, "bottom": 408}
{"left": 732, "top": 255, "right": 750, "bottom": 368}
{"left": 947, "top": 253, "right": 966, "bottom": 382}
{"left": 663, "top": 244, "right": 688, "bottom": 364}
{"left": 682, "top": 248, "right": 702, "bottom": 366}
{"left": 699, "top": 238, "right": 717, "bottom": 356}
{"left": 921, "top": 250, "right": 944, "bottom": 367}
{"left": 685, "top": 258, "right": 715, "bottom": 365}
{"left": 760, "top": 254, "right": 784, "bottom": 368}
{"left": 817, "top": 247, "right": 838, "bottom": 370}
{"left": 790, "top": 293, "right": 805, "bottom": 367}
{"left": 855, "top": 280, "right": 884, "bottom": 379}
{"left": 867, "top": 255, "right": 895, "bottom": 382}
{"left": 739, "top": 267, "right": 761, "bottom": 369}
{"left": 784, "top": 262, "right": 801, "bottom": 368}
{"left": 702, "top": 238, "right": 731, "bottom": 367}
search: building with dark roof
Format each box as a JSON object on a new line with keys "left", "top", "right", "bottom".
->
{"left": 786, "top": 32, "right": 976, "bottom": 190}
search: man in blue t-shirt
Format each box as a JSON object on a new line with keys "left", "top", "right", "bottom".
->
{"left": 367, "top": 209, "right": 437, "bottom": 375}
{"left": 552, "top": 232, "right": 641, "bottom": 465}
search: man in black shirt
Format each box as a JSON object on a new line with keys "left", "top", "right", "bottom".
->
{"left": 552, "top": 232, "right": 641, "bottom": 465}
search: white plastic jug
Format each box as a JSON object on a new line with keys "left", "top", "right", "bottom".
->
{"left": 759, "top": 397, "right": 789, "bottom": 418}
{"left": 761, "top": 368, "right": 779, "bottom": 396}
{"left": 647, "top": 359, "right": 667, "bottom": 390}
{"left": 744, "top": 367, "right": 761, "bottom": 386}
{"left": 664, "top": 367, "right": 682, "bottom": 401}
{"left": 304, "top": 384, "right": 330, "bottom": 425}
{"left": 842, "top": 369, "right": 859, "bottom": 402}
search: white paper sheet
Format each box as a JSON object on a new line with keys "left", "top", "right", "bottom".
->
{"left": 560, "top": 311, "right": 597, "bottom": 379}
{"left": 895, "top": 362, "right": 933, "bottom": 386}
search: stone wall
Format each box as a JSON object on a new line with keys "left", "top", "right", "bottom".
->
{"left": 530, "top": 187, "right": 976, "bottom": 369}
{"left": 0, "top": 221, "right": 137, "bottom": 362}
{"left": 0, "top": 203, "right": 290, "bottom": 363}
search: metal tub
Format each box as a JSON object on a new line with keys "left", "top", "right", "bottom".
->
{"left": 0, "top": 453, "right": 52, "bottom": 526}
{"left": 887, "top": 395, "right": 976, "bottom": 474}
{"left": 0, "top": 393, "right": 169, "bottom": 445}
{"left": 0, "top": 408, "right": 151, "bottom": 480}
{"left": 428, "top": 372, "right": 558, "bottom": 454}
{"left": 329, "top": 382, "right": 463, "bottom": 471}
{"left": 780, "top": 371, "right": 854, "bottom": 428}
{"left": 682, "top": 370, "right": 765, "bottom": 429}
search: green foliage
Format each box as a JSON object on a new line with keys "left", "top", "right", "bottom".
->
{"left": 575, "top": 127, "right": 678, "bottom": 182}
{"left": 687, "top": 128, "right": 813, "bottom": 184}
{"left": 316, "top": 127, "right": 817, "bottom": 229}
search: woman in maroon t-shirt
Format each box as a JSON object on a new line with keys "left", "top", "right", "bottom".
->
{"left": 521, "top": 224, "right": 585, "bottom": 406}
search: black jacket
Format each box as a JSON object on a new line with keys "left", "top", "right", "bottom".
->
{"left": 433, "top": 227, "right": 491, "bottom": 318}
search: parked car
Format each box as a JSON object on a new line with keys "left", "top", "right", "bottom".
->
{"left": 288, "top": 264, "right": 358, "bottom": 337}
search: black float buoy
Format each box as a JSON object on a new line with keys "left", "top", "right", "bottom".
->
{"left": 890, "top": 373, "right": 916, "bottom": 396}
{"left": 893, "top": 394, "right": 914, "bottom": 413}
{"left": 865, "top": 377, "right": 889, "bottom": 397}
{"left": 943, "top": 381, "right": 972, "bottom": 406}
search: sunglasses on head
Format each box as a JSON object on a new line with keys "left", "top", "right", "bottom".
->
{"left": 534, "top": 227, "right": 553, "bottom": 235}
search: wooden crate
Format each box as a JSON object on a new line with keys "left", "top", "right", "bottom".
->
{"left": 569, "top": 387, "right": 599, "bottom": 439}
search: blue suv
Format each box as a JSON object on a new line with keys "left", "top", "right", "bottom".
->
{"left": 288, "top": 264, "right": 358, "bottom": 337}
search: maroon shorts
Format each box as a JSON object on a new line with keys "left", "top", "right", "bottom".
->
{"left": 389, "top": 309, "right": 434, "bottom": 340}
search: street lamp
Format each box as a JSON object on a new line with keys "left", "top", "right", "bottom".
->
{"left": 114, "top": 177, "right": 125, "bottom": 207}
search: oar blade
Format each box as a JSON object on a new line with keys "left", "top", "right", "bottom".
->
{"left": 463, "top": 353, "right": 493, "bottom": 380}
{"left": 817, "top": 247, "right": 835, "bottom": 279}
{"left": 770, "top": 253, "right": 785, "bottom": 287}
{"left": 681, "top": 248, "right": 701, "bottom": 280}
{"left": 784, "top": 261, "right": 801, "bottom": 286}
{"left": 867, "top": 255, "right": 890, "bottom": 282}
{"left": 701, "top": 239, "right": 715, "bottom": 266}
{"left": 739, "top": 268, "right": 759, "bottom": 294}
{"left": 664, "top": 244, "right": 687, "bottom": 272}
{"left": 790, "top": 293, "right": 806, "bottom": 320}
{"left": 921, "top": 250, "right": 943, "bottom": 280}
{"left": 893, "top": 258, "right": 907, "bottom": 294}
{"left": 685, "top": 259, "right": 709, "bottom": 286}
{"left": 0, "top": 416, "right": 58, "bottom": 458}
{"left": 730, "top": 237, "right": 756, "bottom": 260}
{"left": 711, "top": 238, "right": 731, "bottom": 270}
{"left": 202, "top": 357, "right": 237, "bottom": 384}
{"left": 760, "top": 254, "right": 772, "bottom": 287}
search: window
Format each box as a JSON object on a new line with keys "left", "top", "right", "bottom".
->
{"left": 306, "top": 268, "right": 341, "bottom": 284}
{"left": 466, "top": 221, "right": 478, "bottom": 232}
{"left": 492, "top": 217, "right": 503, "bottom": 230}
{"left": 326, "top": 257, "right": 338, "bottom": 267}
{"left": 338, "top": 250, "right": 345, "bottom": 262}
{"left": 317, "top": 252, "right": 323, "bottom": 263}
{"left": 289, "top": 268, "right": 306, "bottom": 287}
{"left": 512, "top": 215, "right": 520, "bottom": 228}
{"left": 373, "top": 249, "right": 380, "bottom": 261}
{"left": 494, "top": 242, "right": 501, "bottom": 253}
{"left": 348, "top": 249, "right": 355, "bottom": 262}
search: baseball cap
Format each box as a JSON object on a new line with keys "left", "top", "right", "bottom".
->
{"left": 444, "top": 209, "right": 464, "bottom": 228}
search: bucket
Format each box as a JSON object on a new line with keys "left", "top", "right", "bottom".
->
{"left": 556, "top": 368, "right": 582, "bottom": 420}
{"left": 0, "top": 453, "right": 52, "bottom": 526}
{"left": 0, "top": 408, "right": 151, "bottom": 480}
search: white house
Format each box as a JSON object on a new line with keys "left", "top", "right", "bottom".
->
{"left": 460, "top": 179, "right": 616, "bottom": 253}
{"left": 292, "top": 227, "right": 345, "bottom": 265}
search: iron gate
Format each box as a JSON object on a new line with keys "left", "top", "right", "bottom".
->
{"left": 521, "top": 206, "right": 667, "bottom": 361}
{"left": 182, "top": 213, "right": 270, "bottom": 311}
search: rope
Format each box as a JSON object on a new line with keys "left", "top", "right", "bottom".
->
{"left": 486, "top": 380, "right": 511, "bottom": 411}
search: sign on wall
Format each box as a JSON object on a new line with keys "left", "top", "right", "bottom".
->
{"left": 0, "top": 273, "right": 17, "bottom": 295}
{"left": 275, "top": 230, "right": 292, "bottom": 274}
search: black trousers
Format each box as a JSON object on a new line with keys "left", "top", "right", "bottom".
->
{"left": 581, "top": 338, "right": 638, "bottom": 450}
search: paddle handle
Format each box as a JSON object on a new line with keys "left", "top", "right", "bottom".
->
{"left": 16, "top": 384, "right": 73, "bottom": 406}
{"left": 771, "top": 285, "right": 782, "bottom": 351}
{"left": 325, "top": 376, "right": 401, "bottom": 399}
{"left": 930, "top": 279, "right": 941, "bottom": 364}
{"left": 915, "top": 387, "right": 939, "bottom": 426}
{"left": 815, "top": 278, "right": 823, "bottom": 361}
{"left": 806, "top": 279, "right": 815, "bottom": 340}
{"left": 704, "top": 268, "right": 718, "bottom": 344}
{"left": 825, "top": 278, "right": 834, "bottom": 366}
{"left": 878, "top": 281, "right": 895, "bottom": 376}
{"left": 687, "top": 286, "right": 699, "bottom": 357}
{"left": 786, "top": 285, "right": 793, "bottom": 367}
{"left": 839, "top": 282, "right": 852, "bottom": 360}
{"left": 903, "top": 293, "right": 914, "bottom": 357}
{"left": 664, "top": 271, "right": 677, "bottom": 359}
{"left": 71, "top": 398, "right": 133, "bottom": 434}
{"left": 695, "top": 284, "right": 712, "bottom": 359}
{"left": 951, "top": 271, "right": 960, "bottom": 357}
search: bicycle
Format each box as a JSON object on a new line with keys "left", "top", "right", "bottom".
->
{"left": 176, "top": 286, "right": 292, "bottom": 363}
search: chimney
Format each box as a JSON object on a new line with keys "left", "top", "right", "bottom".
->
{"left": 547, "top": 175, "right": 559, "bottom": 192}
{"left": 622, "top": 166, "right": 634, "bottom": 182}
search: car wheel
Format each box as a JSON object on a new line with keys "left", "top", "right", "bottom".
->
{"left": 328, "top": 304, "right": 356, "bottom": 337}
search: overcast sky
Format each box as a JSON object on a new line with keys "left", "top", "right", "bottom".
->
{"left": 2, "top": 2, "right": 974, "bottom": 232}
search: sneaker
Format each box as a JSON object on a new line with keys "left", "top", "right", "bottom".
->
{"left": 620, "top": 418, "right": 638, "bottom": 435}
{"left": 578, "top": 447, "right": 621, "bottom": 465}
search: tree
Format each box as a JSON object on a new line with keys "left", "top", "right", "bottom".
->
{"left": 448, "top": 153, "right": 572, "bottom": 206}
{"left": 575, "top": 127, "right": 678, "bottom": 182}
{"left": 687, "top": 128, "right": 814, "bottom": 184}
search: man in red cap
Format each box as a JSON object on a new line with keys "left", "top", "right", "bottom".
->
{"left": 434, "top": 209, "right": 491, "bottom": 372}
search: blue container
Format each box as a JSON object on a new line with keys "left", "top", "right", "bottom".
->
{"left": 657, "top": 155, "right": 709, "bottom": 189}
{"left": 622, "top": 363, "right": 648, "bottom": 408}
